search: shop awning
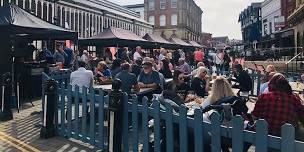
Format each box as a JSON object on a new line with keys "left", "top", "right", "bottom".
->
{"left": 79, "top": 27, "right": 152, "bottom": 48}
{"left": 0, "top": 4, "right": 77, "bottom": 40}
{"left": 142, "top": 33, "right": 176, "bottom": 49}
{"left": 188, "top": 41, "right": 204, "bottom": 48}
{"left": 170, "top": 37, "right": 192, "bottom": 47}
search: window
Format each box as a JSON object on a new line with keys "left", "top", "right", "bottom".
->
{"left": 269, "top": 22, "right": 272, "bottom": 34}
{"left": 48, "top": 4, "right": 52, "bottom": 22}
{"left": 263, "top": 24, "right": 268, "bottom": 35}
{"left": 160, "top": 0, "right": 166, "bottom": 9}
{"left": 149, "top": 16, "right": 155, "bottom": 25}
{"left": 171, "top": 14, "right": 177, "bottom": 26}
{"left": 148, "top": 0, "right": 154, "bottom": 10}
{"left": 160, "top": 15, "right": 166, "bottom": 26}
{"left": 171, "top": 0, "right": 177, "bottom": 8}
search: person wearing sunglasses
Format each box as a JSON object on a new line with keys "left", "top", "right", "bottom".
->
{"left": 167, "top": 70, "right": 191, "bottom": 99}
{"left": 191, "top": 66, "right": 209, "bottom": 97}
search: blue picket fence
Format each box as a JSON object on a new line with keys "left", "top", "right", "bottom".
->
{"left": 123, "top": 95, "right": 304, "bottom": 152}
{"left": 43, "top": 80, "right": 304, "bottom": 152}
{"left": 41, "top": 70, "right": 304, "bottom": 152}
{"left": 56, "top": 83, "right": 109, "bottom": 150}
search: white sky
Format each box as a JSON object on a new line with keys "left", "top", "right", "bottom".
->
{"left": 110, "top": 0, "right": 264, "bottom": 39}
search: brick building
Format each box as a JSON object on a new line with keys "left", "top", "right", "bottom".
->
{"left": 144, "top": 0, "right": 203, "bottom": 43}
{"left": 201, "top": 32, "right": 212, "bottom": 47}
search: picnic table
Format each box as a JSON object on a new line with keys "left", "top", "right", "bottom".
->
{"left": 289, "top": 82, "right": 304, "bottom": 92}
{"left": 93, "top": 84, "right": 155, "bottom": 95}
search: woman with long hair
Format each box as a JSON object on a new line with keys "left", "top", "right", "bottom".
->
{"left": 167, "top": 70, "right": 190, "bottom": 99}
{"left": 201, "top": 76, "right": 235, "bottom": 109}
{"left": 159, "top": 59, "right": 173, "bottom": 78}
{"left": 252, "top": 73, "right": 304, "bottom": 139}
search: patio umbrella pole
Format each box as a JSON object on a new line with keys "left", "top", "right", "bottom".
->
{"left": 11, "top": 38, "right": 18, "bottom": 112}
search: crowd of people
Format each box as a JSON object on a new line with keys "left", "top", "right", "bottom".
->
{"left": 49, "top": 43, "right": 304, "bottom": 150}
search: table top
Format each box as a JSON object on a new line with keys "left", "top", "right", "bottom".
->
{"left": 289, "top": 82, "right": 304, "bottom": 92}
{"left": 93, "top": 84, "right": 155, "bottom": 95}
{"left": 208, "top": 88, "right": 239, "bottom": 96}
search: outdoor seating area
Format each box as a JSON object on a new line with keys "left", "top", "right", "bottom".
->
{"left": 1, "top": 3, "right": 304, "bottom": 152}
{"left": 41, "top": 63, "right": 304, "bottom": 151}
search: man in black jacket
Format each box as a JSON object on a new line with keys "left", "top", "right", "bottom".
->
{"left": 230, "top": 64, "right": 253, "bottom": 94}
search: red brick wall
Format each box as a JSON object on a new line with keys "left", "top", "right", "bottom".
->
{"left": 281, "top": 0, "right": 296, "bottom": 28}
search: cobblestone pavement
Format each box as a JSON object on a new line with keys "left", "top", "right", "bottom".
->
{"left": 0, "top": 100, "right": 101, "bottom": 152}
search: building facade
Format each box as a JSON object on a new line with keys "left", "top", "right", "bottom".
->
{"left": 288, "top": 0, "right": 304, "bottom": 53}
{"left": 239, "top": 3, "right": 262, "bottom": 49}
{"left": 261, "top": 0, "right": 282, "bottom": 36}
{"left": 124, "top": 4, "right": 145, "bottom": 21}
{"left": 0, "top": 0, "right": 153, "bottom": 38}
{"left": 144, "top": 0, "right": 203, "bottom": 43}
{"left": 260, "top": 0, "right": 296, "bottom": 50}
{"left": 201, "top": 32, "right": 212, "bottom": 47}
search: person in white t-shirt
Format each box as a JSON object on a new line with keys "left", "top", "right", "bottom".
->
{"left": 133, "top": 46, "right": 142, "bottom": 61}
{"left": 70, "top": 61, "right": 94, "bottom": 93}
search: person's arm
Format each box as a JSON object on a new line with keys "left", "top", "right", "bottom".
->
{"left": 133, "top": 83, "right": 140, "bottom": 92}
{"left": 89, "top": 72, "right": 94, "bottom": 88}
{"left": 204, "top": 77, "right": 211, "bottom": 92}
{"left": 191, "top": 78, "right": 200, "bottom": 94}
{"left": 251, "top": 95, "right": 264, "bottom": 119}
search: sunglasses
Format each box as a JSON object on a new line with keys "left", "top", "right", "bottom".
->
{"left": 178, "top": 77, "right": 185, "bottom": 80}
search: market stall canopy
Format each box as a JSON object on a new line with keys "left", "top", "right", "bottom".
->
{"left": 142, "top": 33, "right": 175, "bottom": 48}
{"left": 170, "top": 37, "right": 192, "bottom": 47}
{"left": 79, "top": 27, "right": 152, "bottom": 48}
{"left": 188, "top": 41, "right": 204, "bottom": 48}
{"left": 0, "top": 4, "right": 77, "bottom": 40}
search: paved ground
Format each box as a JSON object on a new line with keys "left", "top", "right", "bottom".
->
{"left": 0, "top": 100, "right": 101, "bottom": 152}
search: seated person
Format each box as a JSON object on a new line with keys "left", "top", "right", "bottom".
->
{"left": 252, "top": 73, "right": 304, "bottom": 140}
{"left": 191, "top": 62, "right": 205, "bottom": 77}
{"left": 262, "top": 64, "right": 277, "bottom": 82}
{"left": 301, "top": 74, "right": 304, "bottom": 83}
{"left": 201, "top": 76, "right": 236, "bottom": 109}
{"left": 158, "top": 59, "right": 173, "bottom": 79}
{"left": 138, "top": 61, "right": 161, "bottom": 93}
{"left": 95, "top": 61, "right": 112, "bottom": 84}
{"left": 191, "top": 67, "right": 209, "bottom": 97}
{"left": 111, "top": 59, "right": 122, "bottom": 78}
{"left": 115, "top": 63, "right": 140, "bottom": 95}
{"left": 230, "top": 64, "right": 252, "bottom": 94}
{"left": 167, "top": 70, "right": 191, "bottom": 99}
{"left": 131, "top": 57, "right": 143, "bottom": 77}
{"left": 70, "top": 61, "right": 94, "bottom": 93}
{"left": 259, "top": 71, "right": 276, "bottom": 95}
{"left": 178, "top": 58, "right": 191, "bottom": 75}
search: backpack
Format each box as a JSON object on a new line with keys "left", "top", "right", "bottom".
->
{"left": 216, "top": 96, "right": 248, "bottom": 116}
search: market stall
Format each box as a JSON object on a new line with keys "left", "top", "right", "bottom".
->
{"left": 79, "top": 27, "right": 153, "bottom": 48}
{"left": 0, "top": 4, "right": 77, "bottom": 104}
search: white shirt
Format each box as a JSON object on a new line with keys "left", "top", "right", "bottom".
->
{"left": 214, "top": 54, "right": 223, "bottom": 65}
{"left": 70, "top": 67, "right": 93, "bottom": 92}
{"left": 133, "top": 52, "right": 142, "bottom": 61}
